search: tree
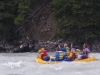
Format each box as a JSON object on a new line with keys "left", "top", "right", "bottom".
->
{"left": 51, "top": 0, "right": 100, "bottom": 42}
{"left": 14, "top": 0, "right": 31, "bottom": 25}
{"left": 0, "top": 1, "right": 17, "bottom": 41}
{"left": 0, "top": 0, "right": 32, "bottom": 42}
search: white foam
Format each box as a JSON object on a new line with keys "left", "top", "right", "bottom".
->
{"left": 2, "top": 61, "right": 22, "bottom": 68}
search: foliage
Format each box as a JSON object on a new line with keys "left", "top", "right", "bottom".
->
{"left": 51, "top": 0, "right": 100, "bottom": 42}
{"left": 14, "top": 0, "right": 31, "bottom": 25}
{"left": 0, "top": 0, "right": 36, "bottom": 42}
{"left": 0, "top": 0, "right": 17, "bottom": 41}
{"left": 1, "top": 0, "right": 100, "bottom": 43}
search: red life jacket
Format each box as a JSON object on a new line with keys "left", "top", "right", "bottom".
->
{"left": 71, "top": 52, "right": 76, "bottom": 60}
{"left": 41, "top": 50, "right": 48, "bottom": 59}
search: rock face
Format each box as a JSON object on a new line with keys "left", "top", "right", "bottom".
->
{"left": 91, "top": 41, "right": 100, "bottom": 52}
{"left": 12, "top": 38, "right": 36, "bottom": 53}
{"left": 0, "top": 39, "right": 100, "bottom": 53}
{"left": 12, "top": 39, "right": 64, "bottom": 53}
{"left": 26, "top": 1, "right": 57, "bottom": 41}
{"left": 37, "top": 40, "right": 59, "bottom": 52}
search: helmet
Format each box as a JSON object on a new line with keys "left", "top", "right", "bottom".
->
{"left": 76, "top": 49, "right": 80, "bottom": 52}
{"left": 41, "top": 48, "right": 44, "bottom": 50}
{"left": 40, "top": 48, "right": 45, "bottom": 52}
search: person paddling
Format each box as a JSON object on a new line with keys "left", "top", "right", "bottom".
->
{"left": 51, "top": 48, "right": 64, "bottom": 61}
{"left": 37, "top": 48, "right": 50, "bottom": 61}
{"left": 64, "top": 48, "right": 77, "bottom": 61}
{"left": 78, "top": 44, "right": 90, "bottom": 60}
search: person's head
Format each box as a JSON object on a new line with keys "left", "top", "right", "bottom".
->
{"left": 69, "top": 43, "right": 74, "bottom": 47}
{"left": 71, "top": 48, "right": 75, "bottom": 52}
{"left": 83, "top": 44, "right": 89, "bottom": 49}
{"left": 64, "top": 43, "right": 68, "bottom": 47}
{"left": 38, "top": 49, "right": 42, "bottom": 53}
{"left": 41, "top": 48, "right": 45, "bottom": 51}
{"left": 41, "top": 48, "right": 44, "bottom": 50}
{"left": 71, "top": 43, "right": 73, "bottom": 46}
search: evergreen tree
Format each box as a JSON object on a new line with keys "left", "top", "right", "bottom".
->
{"left": 0, "top": 0, "right": 17, "bottom": 41}
{"left": 0, "top": 0, "right": 32, "bottom": 42}
{"left": 51, "top": 0, "right": 100, "bottom": 42}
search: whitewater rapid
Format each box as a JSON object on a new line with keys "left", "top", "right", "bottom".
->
{"left": 0, "top": 52, "right": 100, "bottom": 75}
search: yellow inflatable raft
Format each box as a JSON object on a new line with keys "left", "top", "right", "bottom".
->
{"left": 36, "top": 56, "right": 97, "bottom": 64}
{"left": 75, "top": 56, "right": 97, "bottom": 62}
{"left": 36, "top": 57, "right": 60, "bottom": 64}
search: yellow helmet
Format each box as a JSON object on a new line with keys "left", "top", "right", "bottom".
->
{"left": 38, "top": 48, "right": 45, "bottom": 53}
{"left": 41, "top": 48, "right": 44, "bottom": 50}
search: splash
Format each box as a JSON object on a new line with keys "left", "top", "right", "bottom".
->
{"left": 2, "top": 61, "right": 22, "bottom": 68}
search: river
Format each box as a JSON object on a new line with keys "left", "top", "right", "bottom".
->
{"left": 0, "top": 52, "right": 100, "bottom": 75}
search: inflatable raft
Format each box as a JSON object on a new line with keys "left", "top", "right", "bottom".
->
{"left": 36, "top": 56, "right": 97, "bottom": 64}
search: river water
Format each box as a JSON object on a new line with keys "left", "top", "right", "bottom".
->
{"left": 0, "top": 52, "right": 100, "bottom": 75}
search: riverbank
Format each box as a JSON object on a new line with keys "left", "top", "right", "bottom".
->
{"left": 0, "top": 39, "right": 100, "bottom": 53}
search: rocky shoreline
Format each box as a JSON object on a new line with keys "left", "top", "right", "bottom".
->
{"left": 0, "top": 38, "right": 65, "bottom": 53}
{"left": 0, "top": 38, "right": 100, "bottom": 53}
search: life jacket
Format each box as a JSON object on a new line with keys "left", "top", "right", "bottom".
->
{"left": 70, "top": 52, "right": 76, "bottom": 60}
{"left": 37, "top": 54, "right": 42, "bottom": 59}
{"left": 82, "top": 48, "right": 90, "bottom": 57}
{"left": 37, "top": 49, "right": 43, "bottom": 58}
{"left": 58, "top": 51, "right": 64, "bottom": 60}
{"left": 66, "top": 47, "right": 70, "bottom": 51}
{"left": 41, "top": 50, "right": 48, "bottom": 59}
{"left": 63, "top": 47, "right": 70, "bottom": 56}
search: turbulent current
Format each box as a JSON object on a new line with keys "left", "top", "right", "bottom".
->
{"left": 0, "top": 52, "right": 100, "bottom": 75}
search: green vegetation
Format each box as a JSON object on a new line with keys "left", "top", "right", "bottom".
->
{"left": 51, "top": 0, "right": 100, "bottom": 42}
{"left": 0, "top": 0, "right": 36, "bottom": 42}
{"left": 0, "top": 0, "right": 100, "bottom": 43}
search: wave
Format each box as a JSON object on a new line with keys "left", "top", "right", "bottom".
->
{"left": 2, "top": 61, "right": 23, "bottom": 69}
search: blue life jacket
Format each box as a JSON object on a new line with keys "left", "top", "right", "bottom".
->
{"left": 59, "top": 48, "right": 66, "bottom": 52}
{"left": 55, "top": 51, "right": 64, "bottom": 60}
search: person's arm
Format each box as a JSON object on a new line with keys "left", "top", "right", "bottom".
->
{"left": 40, "top": 52, "right": 44, "bottom": 54}
{"left": 70, "top": 43, "right": 73, "bottom": 49}
{"left": 81, "top": 50, "right": 87, "bottom": 56}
